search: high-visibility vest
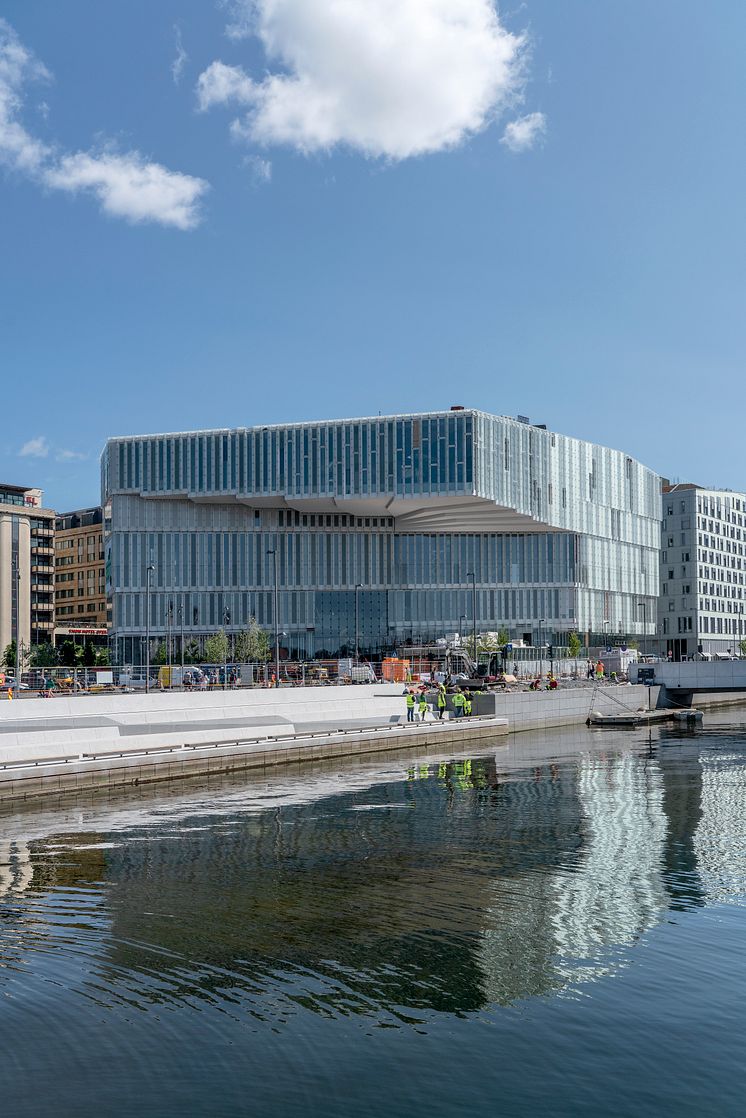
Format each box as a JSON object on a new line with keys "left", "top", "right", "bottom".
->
{"left": 437, "top": 690, "right": 446, "bottom": 708}
{"left": 406, "top": 692, "right": 415, "bottom": 708}
{"left": 464, "top": 698, "right": 472, "bottom": 715}
{"left": 418, "top": 698, "right": 428, "bottom": 713}
{"left": 453, "top": 692, "right": 464, "bottom": 708}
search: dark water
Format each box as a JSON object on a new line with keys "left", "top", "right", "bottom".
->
{"left": 1, "top": 715, "right": 746, "bottom": 1117}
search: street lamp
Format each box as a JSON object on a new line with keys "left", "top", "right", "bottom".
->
{"left": 12, "top": 555, "right": 21, "bottom": 692}
{"left": 179, "top": 598, "right": 184, "bottom": 672}
{"left": 354, "top": 583, "right": 362, "bottom": 664}
{"left": 538, "top": 618, "right": 545, "bottom": 680}
{"left": 466, "top": 570, "right": 477, "bottom": 671}
{"left": 602, "top": 618, "right": 610, "bottom": 649}
{"left": 145, "top": 563, "right": 155, "bottom": 694}
{"left": 223, "top": 604, "right": 231, "bottom": 690}
{"left": 267, "top": 549, "right": 280, "bottom": 686}
{"left": 637, "top": 601, "right": 646, "bottom": 655}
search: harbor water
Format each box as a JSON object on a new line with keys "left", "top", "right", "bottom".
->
{"left": 1, "top": 711, "right": 745, "bottom": 1116}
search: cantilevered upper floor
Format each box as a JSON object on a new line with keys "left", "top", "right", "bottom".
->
{"left": 102, "top": 409, "right": 661, "bottom": 544}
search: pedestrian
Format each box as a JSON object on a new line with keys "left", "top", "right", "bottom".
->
{"left": 596, "top": 660, "right": 604, "bottom": 680}
{"left": 463, "top": 691, "right": 472, "bottom": 716}
{"left": 513, "top": 662, "right": 519, "bottom": 678}
{"left": 405, "top": 690, "right": 416, "bottom": 722}
{"left": 587, "top": 659, "right": 594, "bottom": 680}
{"left": 452, "top": 689, "right": 465, "bottom": 717}
{"left": 436, "top": 685, "right": 447, "bottom": 720}
{"left": 418, "top": 693, "right": 429, "bottom": 722}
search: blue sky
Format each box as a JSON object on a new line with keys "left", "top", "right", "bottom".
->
{"left": 1, "top": 0, "right": 744, "bottom": 512}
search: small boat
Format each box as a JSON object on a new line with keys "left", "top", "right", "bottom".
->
{"left": 672, "top": 708, "right": 703, "bottom": 723}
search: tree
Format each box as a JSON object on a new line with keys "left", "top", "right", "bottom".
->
{"left": 739, "top": 639, "right": 746, "bottom": 657}
{"left": 153, "top": 641, "right": 168, "bottom": 665}
{"left": 184, "top": 639, "right": 201, "bottom": 664}
{"left": 95, "top": 647, "right": 111, "bottom": 666}
{"left": 58, "top": 640, "right": 84, "bottom": 667}
{"left": 30, "top": 642, "right": 57, "bottom": 667}
{"left": 234, "top": 617, "right": 271, "bottom": 662}
{"left": 567, "top": 630, "right": 582, "bottom": 658}
{"left": 204, "top": 629, "right": 229, "bottom": 664}
{"left": 2, "top": 641, "right": 16, "bottom": 669}
{"left": 83, "top": 640, "right": 97, "bottom": 667}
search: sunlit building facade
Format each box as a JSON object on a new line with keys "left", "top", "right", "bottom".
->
{"left": 102, "top": 410, "right": 661, "bottom": 664}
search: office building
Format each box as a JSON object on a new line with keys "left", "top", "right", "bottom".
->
{"left": 102, "top": 409, "right": 662, "bottom": 665}
{"left": 54, "top": 506, "right": 109, "bottom": 644}
{"left": 660, "top": 483, "right": 746, "bottom": 660}
{"left": 0, "top": 483, "right": 55, "bottom": 656}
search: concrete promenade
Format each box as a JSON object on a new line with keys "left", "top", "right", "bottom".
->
{"left": 0, "top": 684, "right": 508, "bottom": 801}
{"left": 0, "top": 681, "right": 673, "bottom": 802}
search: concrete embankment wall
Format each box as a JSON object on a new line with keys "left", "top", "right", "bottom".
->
{"left": 0, "top": 685, "right": 508, "bottom": 802}
{"left": 487, "top": 684, "right": 661, "bottom": 732}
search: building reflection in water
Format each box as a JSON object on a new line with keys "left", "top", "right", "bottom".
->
{"left": 0, "top": 731, "right": 743, "bottom": 1024}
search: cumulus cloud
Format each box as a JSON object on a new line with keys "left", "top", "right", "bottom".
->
{"left": 198, "top": 0, "right": 527, "bottom": 159}
{"left": 47, "top": 150, "right": 208, "bottom": 230}
{"left": 0, "top": 18, "right": 208, "bottom": 229}
{"left": 500, "top": 110, "right": 546, "bottom": 152}
{"left": 196, "top": 60, "right": 255, "bottom": 111}
{"left": 19, "top": 436, "right": 49, "bottom": 458}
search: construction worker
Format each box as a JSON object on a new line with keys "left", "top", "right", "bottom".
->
{"left": 418, "top": 693, "right": 429, "bottom": 721}
{"left": 436, "top": 685, "right": 447, "bottom": 720}
{"left": 463, "top": 690, "right": 472, "bottom": 716}
{"left": 405, "top": 690, "right": 416, "bottom": 722}
{"left": 452, "top": 689, "right": 465, "bottom": 717}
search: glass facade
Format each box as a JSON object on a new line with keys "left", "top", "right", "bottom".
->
{"left": 102, "top": 411, "right": 661, "bottom": 663}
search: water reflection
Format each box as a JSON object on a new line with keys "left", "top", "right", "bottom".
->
{"left": 0, "top": 723, "right": 745, "bottom": 1030}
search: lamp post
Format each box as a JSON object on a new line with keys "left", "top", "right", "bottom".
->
{"left": 538, "top": 618, "right": 545, "bottom": 681}
{"left": 637, "top": 601, "right": 646, "bottom": 656}
{"left": 223, "top": 604, "right": 230, "bottom": 689}
{"left": 603, "top": 618, "right": 610, "bottom": 649}
{"left": 179, "top": 599, "right": 184, "bottom": 672}
{"left": 354, "top": 583, "right": 362, "bottom": 665}
{"left": 466, "top": 570, "right": 477, "bottom": 671}
{"left": 12, "top": 555, "right": 21, "bottom": 692}
{"left": 267, "top": 549, "right": 280, "bottom": 686}
{"left": 145, "top": 563, "right": 155, "bottom": 694}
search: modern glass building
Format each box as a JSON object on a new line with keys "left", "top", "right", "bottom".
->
{"left": 101, "top": 409, "right": 661, "bottom": 664}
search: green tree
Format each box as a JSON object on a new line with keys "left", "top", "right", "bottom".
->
{"left": 234, "top": 617, "right": 271, "bottom": 662}
{"left": 58, "top": 640, "right": 84, "bottom": 667}
{"left": 184, "top": 639, "right": 201, "bottom": 664}
{"left": 739, "top": 638, "right": 746, "bottom": 657}
{"left": 95, "top": 647, "right": 111, "bottom": 666}
{"left": 2, "top": 641, "right": 16, "bottom": 669}
{"left": 83, "top": 640, "right": 97, "bottom": 667}
{"left": 567, "top": 630, "right": 582, "bottom": 658}
{"left": 30, "top": 642, "right": 57, "bottom": 667}
{"left": 204, "top": 629, "right": 229, "bottom": 664}
{"left": 153, "top": 641, "right": 168, "bottom": 665}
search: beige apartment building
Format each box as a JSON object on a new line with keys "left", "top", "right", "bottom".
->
{"left": 0, "top": 483, "right": 55, "bottom": 656}
{"left": 54, "top": 506, "right": 108, "bottom": 642}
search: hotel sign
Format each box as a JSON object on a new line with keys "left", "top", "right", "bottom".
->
{"left": 55, "top": 627, "right": 109, "bottom": 637}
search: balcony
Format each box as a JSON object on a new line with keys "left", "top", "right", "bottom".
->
{"left": 31, "top": 545, "right": 55, "bottom": 557}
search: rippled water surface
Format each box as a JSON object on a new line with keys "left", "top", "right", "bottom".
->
{"left": 2, "top": 715, "right": 746, "bottom": 1117}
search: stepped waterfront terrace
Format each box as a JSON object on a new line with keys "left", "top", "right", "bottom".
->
{"left": 102, "top": 410, "right": 661, "bottom": 664}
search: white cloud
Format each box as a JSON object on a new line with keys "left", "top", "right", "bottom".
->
{"left": 243, "top": 154, "right": 272, "bottom": 183}
{"left": 0, "top": 18, "right": 208, "bottom": 229}
{"left": 221, "top": 0, "right": 256, "bottom": 41}
{"left": 47, "top": 150, "right": 209, "bottom": 230}
{"left": 19, "top": 436, "right": 49, "bottom": 458}
{"left": 196, "top": 60, "right": 255, "bottom": 111}
{"left": 198, "top": 0, "right": 527, "bottom": 160}
{"left": 171, "top": 25, "right": 188, "bottom": 85}
{"left": 56, "top": 449, "right": 88, "bottom": 462}
{"left": 500, "top": 110, "right": 546, "bottom": 153}
{"left": 0, "top": 18, "right": 51, "bottom": 173}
